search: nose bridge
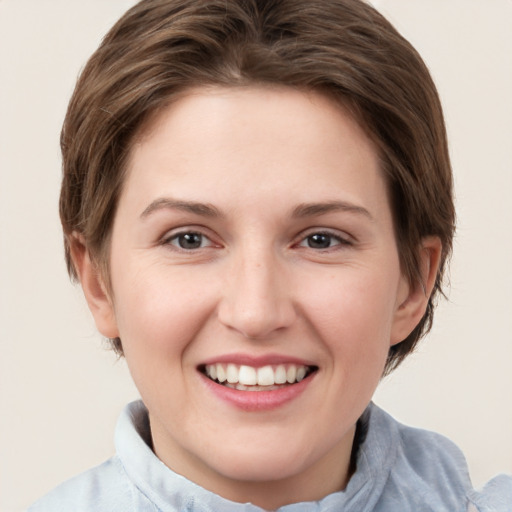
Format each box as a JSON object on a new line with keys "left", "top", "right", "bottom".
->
{"left": 218, "top": 241, "right": 295, "bottom": 339}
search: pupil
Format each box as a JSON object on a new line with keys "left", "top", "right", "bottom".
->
{"left": 179, "top": 233, "right": 202, "bottom": 249}
{"left": 308, "top": 233, "right": 331, "bottom": 249}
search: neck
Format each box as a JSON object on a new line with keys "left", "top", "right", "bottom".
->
{"left": 210, "top": 444, "right": 356, "bottom": 510}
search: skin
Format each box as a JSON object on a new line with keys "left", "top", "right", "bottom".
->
{"left": 73, "top": 86, "right": 441, "bottom": 510}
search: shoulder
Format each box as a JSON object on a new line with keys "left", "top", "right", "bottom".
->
{"left": 395, "top": 415, "right": 471, "bottom": 485}
{"left": 27, "top": 456, "right": 135, "bottom": 512}
{"left": 467, "top": 474, "right": 512, "bottom": 512}
{"left": 366, "top": 404, "right": 473, "bottom": 511}
{"left": 395, "top": 419, "right": 512, "bottom": 511}
{"left": 367, "top": 405, "right": 512, "bottom": 511}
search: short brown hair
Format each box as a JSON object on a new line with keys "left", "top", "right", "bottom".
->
{"left": 60, "top": 0, "right": 455, "bottom": 373}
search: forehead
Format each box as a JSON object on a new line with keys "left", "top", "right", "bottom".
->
{"left": 122, "top": 85, "right": 387, "bottom": 219}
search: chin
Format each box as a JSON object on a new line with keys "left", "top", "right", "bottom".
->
{"left": 203, "top": 441, "right": 319, "bottom": 483}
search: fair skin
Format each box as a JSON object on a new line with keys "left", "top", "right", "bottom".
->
{"left": 73, "top": 86, "right": 440, "bottom": 510}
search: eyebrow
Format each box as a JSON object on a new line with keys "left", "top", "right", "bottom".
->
{"left": 140, "top": 198, "right": 222, "bottom": 219}
{"left": 292, "top": 201, "right": 374, "bottom": 220}
{"left": 140, "top": 198, "right": 373, "bottom": 221}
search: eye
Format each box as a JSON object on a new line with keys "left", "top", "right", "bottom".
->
{"left": 298, "top": 231, "right": 350, "bottom": 250}
{"left": 165, "top": 231, "right": 213, "bottom": 250}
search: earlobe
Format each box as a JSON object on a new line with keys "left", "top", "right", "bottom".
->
{"left": 390, "top": 236, "right": 442, "bottom": 346}
{"left": 69, "top": 233, "right": 120, "bottom": 339}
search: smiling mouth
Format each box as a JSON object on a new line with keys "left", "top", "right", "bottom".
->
{"left": 199, "top": 363, "right": 318, "bottom": 391}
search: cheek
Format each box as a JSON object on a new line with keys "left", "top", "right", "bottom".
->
{"left": 111, "top": 261, "right": 215, "bottom": 356}
{"left": 300, "top": 268, "right": 398, "bottom": 367}
{"left": 305, "top": 268, "right": 397, "bottom": 331}
{"left": 109, "top": 262, "right": 217, "bottom": 412}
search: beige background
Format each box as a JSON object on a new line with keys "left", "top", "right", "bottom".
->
{"left": 1, "top": 1, "right": 511, "bottom": 510}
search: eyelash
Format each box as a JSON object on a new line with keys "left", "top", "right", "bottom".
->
{"left": 160, "top": 228, "right": 352, "bottom": 253}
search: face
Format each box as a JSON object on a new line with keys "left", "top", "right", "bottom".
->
{"left": 82, "top": 86, "right": 430, "bottom": 508}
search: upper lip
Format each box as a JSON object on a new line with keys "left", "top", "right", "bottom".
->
{"left": 199, "top": 352, "right": 317, "bottom": 368}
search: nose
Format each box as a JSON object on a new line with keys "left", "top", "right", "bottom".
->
{"left": 217, "top": 250, "right": 296, "bottom": 340}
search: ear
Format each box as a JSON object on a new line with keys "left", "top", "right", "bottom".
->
{"left": 390, "top": 236, "right": 442, "bottom": 346}
{"left": 69, "top": 233, "right": 120, "bottom": 339}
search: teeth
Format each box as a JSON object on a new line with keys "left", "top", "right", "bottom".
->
{"left": 216, "top": 364, "right": 227, "bottom": 383}
{"left": 286, "top": 365, "right": 297, "bottom": 383}
{"left": 275, "top": 365, "right": 287, "bottom": 384}
{"left": 204, "top": 363, "right": 312, "bottom": 387}
{"left": 257, "top": 366, "right": 274, "bottom": 386}
{"left": 239, "top": 365, "right": 257, "bottom": 385}
{"left": 226, "top": 364, "right": 238, "bottom": 384}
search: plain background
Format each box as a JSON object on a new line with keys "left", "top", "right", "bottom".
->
{"left": 1, "top": 1, "right": 511, "bottom": 510}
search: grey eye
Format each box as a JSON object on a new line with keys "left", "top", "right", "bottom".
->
{"left": 306, "top": 233, "right": 336, "bottom": 249}
{"left": 172, "top": 232, "right": 205, "bottom": 249}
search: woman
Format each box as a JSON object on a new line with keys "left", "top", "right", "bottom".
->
{"left": 27, "top": 0, "right": 512, "bottom": 510}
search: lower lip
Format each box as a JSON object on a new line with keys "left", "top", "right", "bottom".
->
{"left": 200, "top": 373, "right": 315, "bottom": 412}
